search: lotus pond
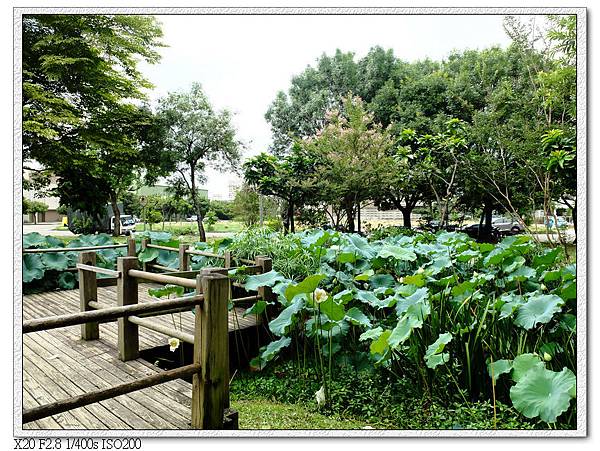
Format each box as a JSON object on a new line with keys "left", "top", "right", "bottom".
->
{"left": 22, "top": 228, "right": 578, "bottom": 428}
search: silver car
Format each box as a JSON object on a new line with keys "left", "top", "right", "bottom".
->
{"left": 491, "top": 216, "right": 524, "bottom": 234}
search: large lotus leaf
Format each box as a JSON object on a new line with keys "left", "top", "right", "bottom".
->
{"left": 269, "top": 297, "right": 305, "bottom": 336}
{"left": 157, "top": 250, "right": 179, "bottom": 268}
{"left": 97, "top": 248, "right": 118, "bottom": 265}
{"left": 533, "top": 248, "right": 562, "bottom": 268}
{"left": 139, "top": 231, "right": 173, "bottom": 243}
{"left": 345, "top": 307, "right": 371, "bottom": 328}
{"left": 359, "top": 326, "right": 383, "bottom": 342}
{"left": 395, "top": 287, "right": 428, "bottom": 316}
{"left": 23, "top": 254, "right": 45, "bottom": 282}
{"left": 333, "top": 289, "right": 354, "bottom": 304}
{"left": 251, "top": 336, "right": 292, "bottom": 370}
{"left": 541, "top": 269, "right": 562, "bottom": 283}
{"left": 511, "top": 353, "right": 545, "bottom": 382}
{"left": 57, "top": 271, "right": 77, "bottom": 290}
{"left": 369, "top": 329, "right": 392, "bottom": 355}
{"left": 560, "top": 281, "right": 576, "bottom": 301}
{"left": 41, "top": 252, "right": 69, "bottom": 271}
{"left": 388, "top": 314, "right": 423, "bottom": 349}
{"left": 424, "top": 332, "right": 452, "bottom": 369}
{"left": 377, "top": 245, "right": 417, "bottom": 262}
{"left": 425, "top": 255, "right": 451, "bottom": 276}
{"left": 515, "top": 294, "right": 564, "bottom": 330}
{"left": 510, "top": 367, "right": 576, "bottom": 423}
{"left": 44, "top": 236, "right": 65, "bottom": 248}
{"left": 488, "top": 359, "right": 513, "bottom": 382}
{"left": 561, "top": 264, "right": 576, "bottom": 282}
{"left": 23, "top": 232, "right": 48, "bottom": 249}
{"left": 138, "top": 247, "right": 159, "bottom": 263}
{"left": 369, "top": 274, "right": 395, "bottom": 289}
{"left": 483, "top": 247, "right": 511, "bottom": 266}
{"left": 502, "top": 256, "right": 526, "bottom": 274}
{"left": 336, "top": 252, "right": 357, "bottom": 264}
{"left": 355, "top": 289, "right": 390, "bottom": 309}
{"left": 505, "top": 266, "right": 537, "bottom": 283}
{"left": 318, "top": 296, "right": 345, "bottom": 322}
{"left": 456, "top": 249, "right": 481, "bottom": 262}
{"left": 498, "top": 293, "right": 525, "bottom": 320}
{"left": 344, "top": 234, "right": 376, "bottom": 259}
{"left": 285, "top": 274, "right": 326, "bottom": 301}
{"left": 403, "top": 273, "right": 426, "bottom": 287}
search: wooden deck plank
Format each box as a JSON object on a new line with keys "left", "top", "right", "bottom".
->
{"left": 21, "top": 283, "right": 252, "bottom": 430}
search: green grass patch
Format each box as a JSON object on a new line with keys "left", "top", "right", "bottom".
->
{"left": 232, "top": 399, "right": 371, "bottom": 429}
{"left": 135, "top": 220, "right": 244, "bottom": 235}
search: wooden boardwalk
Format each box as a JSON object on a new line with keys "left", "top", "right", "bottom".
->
{"left": 22, "top": 284, "right": 259, "bottom": 430}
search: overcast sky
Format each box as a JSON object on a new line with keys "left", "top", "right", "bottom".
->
{"left": 138, "top": 14, "right": 524, "bottom": 199}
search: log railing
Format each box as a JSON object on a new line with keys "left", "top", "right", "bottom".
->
{"left": 22, "top": 254, "right": 238, "bottom": 429}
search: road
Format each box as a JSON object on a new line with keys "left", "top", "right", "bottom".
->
{"left": 22, "top": 222, "right": 75, "bottom": 237}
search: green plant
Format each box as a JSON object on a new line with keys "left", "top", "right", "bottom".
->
{"left": 241, "top": 229, "right": 577, "bottom": 426}
{"left": 204, "top": 210, "right": 218, "bottom": 231}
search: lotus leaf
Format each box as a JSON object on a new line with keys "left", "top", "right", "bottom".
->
{"left": 424, "top": 332, "right": 452, "bottom": 369}
{"left": 515, "top": 294, "right": 564, "bottom": 330}
{"left": 23, "top": 254, "right": 45, "bottom": 282}
{"left": 41, "top": 252, "right": 69, "bottom": 271}
{"left": 510, "top": 367, "right": 575, "bottom": 423}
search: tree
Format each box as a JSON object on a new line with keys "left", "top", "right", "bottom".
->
{"left": 244, "top": 145, "right": 317, "bottom": 233}
{"left": 22, "top": 15, "right": 170, "bottom": 235}
{"left": 157, "top": 83, "right": 241, "bottom": 241}
{"left": 300, "top": 95, "right": 393, "bottom": 232}
{"left": 23, "top": 199, "right": 48, "bottom": 224}
{"left": 373, "top": 128, "right": 432, "bottom": 229}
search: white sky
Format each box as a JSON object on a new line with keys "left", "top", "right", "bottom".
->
{"left": 138, "top": 14, "right": 521, "bottom": 199}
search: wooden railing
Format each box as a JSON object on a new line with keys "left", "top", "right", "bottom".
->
{"left": 22, "top": 251, "right": 273, "bottom": 429}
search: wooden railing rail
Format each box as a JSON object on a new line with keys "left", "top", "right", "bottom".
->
{"left": 23, "top": 244, "right": 128, "bottom": 254}
{"left": 23, "top": 363, "right": 202, "bottom": 424}
{"left": 127, "top": 269, "right": 198, "bottom": 288}
{"left": 23, "top": 255, "right": 234, "bottom": 429}
{"left": 22, "top": 295, "right": 203, "bottom": 334}
{"left": 75, "top": 263, "right": 121, "bottom": 278}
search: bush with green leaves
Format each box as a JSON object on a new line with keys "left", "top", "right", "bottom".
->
{"left": 241, "top": 229, "right": 577, "bottom": 427}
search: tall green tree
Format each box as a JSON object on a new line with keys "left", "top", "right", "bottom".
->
{"left": 157, "top": 83, "right": 241, "bottom": 241}
{"left": 22, "top": 15, "right": 168, "bottom": 235}
{"left": 301, "top": 95, "right": 393, "bottom": 232}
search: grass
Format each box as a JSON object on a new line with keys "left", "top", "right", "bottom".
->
{"left": 135, "top": 220, "right": 244, "bottom": 235}
{"left": 232, "top": 399, "right": 373, "bottom": 430}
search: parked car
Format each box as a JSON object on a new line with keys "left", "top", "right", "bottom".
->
{"left": 186, "top": 215, "right": 198, "bottom": 222}
{"left": 462, "top": 223, "right": 502, "bottom": 241}
{"left": 491, "top": 216, "right": 524, "bottom": 234}
{"left": 110, "top": 215, "right": 136, "bottom": 236}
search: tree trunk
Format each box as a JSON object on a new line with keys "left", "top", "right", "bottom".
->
{"left": 110, "top": 194, "right": 120, "bottom": 237}
{"left": 483, "top": 204, "right": 493, "bottom": 235}
{"left": 288, "top": 201, "right": 295, "bottom": 233}
{"left": 345, "top": 202, "right": 355, "bottom": 233}
{"left": 397, "top": 205, "right": 413, "bottom": 229}
{"left": 357, "top": 201, "right": 361, "bottom": 233}
{"left": 190, "top": 165, "right": 207, "bottom": 242}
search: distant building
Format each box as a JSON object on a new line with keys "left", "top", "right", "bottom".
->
{"left": 23, "top": 171, "right": 62, "bottom": 223}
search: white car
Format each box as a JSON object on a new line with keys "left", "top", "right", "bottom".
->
{"left": 491, "top": 216, "right": 524, "bottom": 234}
{"left": 111, "top": 215, "right": 136, "bottom": 235}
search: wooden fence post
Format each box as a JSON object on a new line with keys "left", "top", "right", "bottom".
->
{"left": 191, "top": 273, "right": 229, "bottom": 429}
{"left": 127, "top": 237, "right": 137, "bottom": 257}
{"left": 117, "top": 256, "right": 139, "bottom": 361}
{"left": 179, "top": 244, "right": 189, "bottom": 272}
{"left": 140, "top": 237, "right": 150, "bottom": 272}
{"left": 255, "top": 256, "right": 273, "bottom": 301}
{"left": 224, "top": 251, "right": 232, "bottom": 269}
{"left": 78, "top": 251, "right": 99, "bottom": 340}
